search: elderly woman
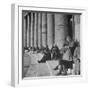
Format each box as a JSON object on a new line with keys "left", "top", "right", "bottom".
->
{"left": 38, "top": 46, "right": 51, "bottom": 63}
{"left": 55, "top": 36, "right": 75, "bottom": 75}
{"left": 51, "top": 44, "right": 60, "bottom": 60}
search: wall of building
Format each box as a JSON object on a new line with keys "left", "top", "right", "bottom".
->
{"left": 55, "top": 14, "right": 68, "bottom": 49}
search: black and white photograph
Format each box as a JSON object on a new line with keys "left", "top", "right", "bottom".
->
{"left": 0, "top": 0, "right": 89, "bottom": 88}
{"left": 22, "top": 10, "right": 80, "bottom": 78}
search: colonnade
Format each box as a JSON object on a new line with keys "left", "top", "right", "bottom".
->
{"left": 23, "top": 12, "right": 55, "bottom": 49}
{"left": 23, "top": 11, "right": 79, "bottom": 49}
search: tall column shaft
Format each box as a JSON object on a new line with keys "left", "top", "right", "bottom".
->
{"left": 38, "top": 13, "right": 42, "bottom": 48}
{"left": 24, "top": 16, "right": 27, "bottom": 48}
{"left": 47, "top": 13, "right": 55, "bottom": 49}
{"left": 29, "top": 13, "right": 31, "bottom": 47}
{"left": 36, "top": 13, "right": 38, "bottom": 47}
{"left": 52, "top": 14, "right": 55, "bottom": 45}
{"left": 74, "top": 15, "right": 80, "bottom": 42}
{"left": 30, "top": 12, "right": 34, "bottom": 48}
{"left": 42, "top": 13, "right": 47, "bottom": 47}
{"left": 27, "top": 14, "right": 30, "bottom": 47}
{"left": 34, "top": 13, "right": 38, "bottom": 47}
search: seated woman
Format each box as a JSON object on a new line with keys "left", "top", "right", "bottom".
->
{"left": 51, "top": 44, "right": 60, "bottom": 60}
{"left": 38, "top": 46, "right": 51, "bottom": 63}
{"left": 24, "top": 47, "right": 30, "bottom": 53}
{"left": 54, "top": 36, "right": 74, "bottom": 75}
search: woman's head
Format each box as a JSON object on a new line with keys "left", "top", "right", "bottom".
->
{"left": 66, "top": 36, "right": 71, "bottom": 42}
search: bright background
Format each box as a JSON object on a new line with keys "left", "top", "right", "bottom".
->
{"left": 0, "top": 0, "right": 89, "bottom": 89}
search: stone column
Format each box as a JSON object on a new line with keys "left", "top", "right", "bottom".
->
{"left": 36, "top": 13, "right": 38, "bottom": 47}
{"left": 29, "top": 13, "right": 31, "bottom": 47}
{"left": 55, "top": 14, "right": 68, "bottom": 49}
{"left": 38, "top": 13, "right": 42, "bottom": 48}
{"left": 47, "top": 13, "right": 55, "bottom": 49}
{"left": 74, "top": 15, "right": 80, "bottom": 42}
{"left": 42, "top": 13, "right": 47, "bottom": 47}
{"left": 30, "top": 12, "right": 34, "bottom": 48}
{"left": 27, "top": 14, "right": 30, "bottom": 47}
{"left": 52, "top": 14, "right": 55, "bottom": 45}
{"left": 24, "top": 15, "right": 27, "bottom": 48}
{"left": 34, "top": 13, "right": 38, "bottom": 48}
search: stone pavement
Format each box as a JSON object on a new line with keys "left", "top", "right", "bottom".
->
{"left": 24, "top": 60, "right": 59, "bottom": 77}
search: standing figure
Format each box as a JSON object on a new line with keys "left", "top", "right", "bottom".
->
{"left": 55, "top": 36, "right": 74, "bottom": 75}
{"left": 73, "top": 42, "right": 80, "bottom": 75}
{"left": 51, "top": 44, "right": 60, "bottom": 60}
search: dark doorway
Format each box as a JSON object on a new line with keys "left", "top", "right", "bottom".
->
{"left": 67, "top": 15, "right": 73, "bottom": 39}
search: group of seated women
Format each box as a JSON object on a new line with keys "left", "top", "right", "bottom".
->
{"left": 24, "top": 36, "right": 80, "bottom": 75}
